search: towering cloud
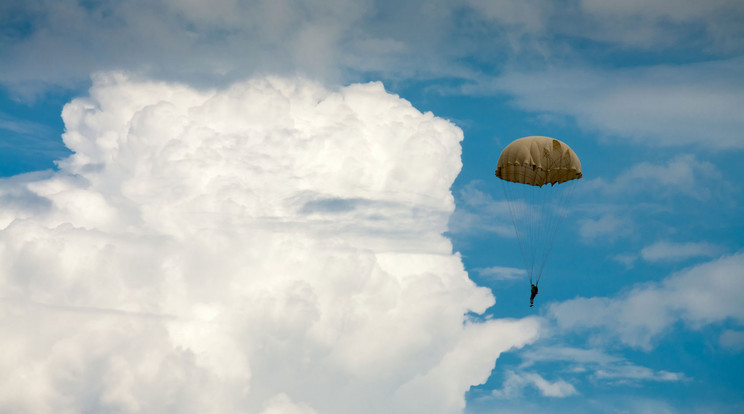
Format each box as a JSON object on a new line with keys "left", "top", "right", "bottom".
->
{"left": 0, "top": 74, "right": 539, "bottom": 413}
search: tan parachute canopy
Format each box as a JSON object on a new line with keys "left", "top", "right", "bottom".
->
{"left": 495, "top": 136, "right": 582, "bottom": 187}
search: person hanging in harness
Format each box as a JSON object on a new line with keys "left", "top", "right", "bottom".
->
{"left": 530, "top": 283, "right": 539, "bottom": 307}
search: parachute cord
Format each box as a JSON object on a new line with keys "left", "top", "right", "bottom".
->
{"left": 500, "top": 178, "right": 532, "bottom": 284}
{"left": 534, "top": 170, "right": 549, "bottom": 283}
{"left": 525, "top": 166, "right": 538, "bottom": 283}
{"left": 535, "top": 155, "right": 557, "bottom": 284}
{"left": 535, "top": 179, "right": 577, "bottom": 285}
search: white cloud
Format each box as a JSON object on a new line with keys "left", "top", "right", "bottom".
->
{"left": 448, "top": 181, "right": 514, "bottom": 237}
{"left": 493, "top": 59, "right": 744, "bottom": 148}
{"left": 466, "top": 0, "right": 553, "bottom": 33}
{"left": 576, "top": 155, "right": 730, "bottom": 244}
{"left": 492, "top": 371, "right": 578, "bottom": 399}
{"left": 578, "top": 0, "right": 744, "bottom": 48}
{"left": 475, "top": 266, "right": 525, "bottom": 281}
{"left": 613, "top": 253, "right": 638, "bottom": 268}
{"left": 641, "top": 241, "right": 724, "bottom": 262}
{"left": 719, "top": 330, "right": 744, "bottom": 351}
{"left": 549, "top": 252, "right": 744, "bottom": 349}
{"left": 0, "top": 113, "right": 55, "bottom": 136}
{"left": 0, "top": 74, "right": 541, "bottom": 413}
{"left": 0, "top": 0, "right": 480, "bottom": 98}
{"left": 5, "top": 0, "right": 741, "bottom": 103}
{"left": 593, "top": 365, "right": 686, "bottom": 383}
{"left": 578, "top": 213, "right": 633, "bottom": 242}
{"left": 582, "top": 155, "right": 725, "bottom": 200}
{"left": 580, "top": 0, "right": 738, "bottom": 20}
{"left": 465, "top": 0, "right": 741, "bottom": 56}
{"left": 518, "top": 346, "right": 687, "bottom": 386}
{"left": 520, "top": 346, "right": 623, "bottom": 368}
{"left": 260, "top": 394, "right": 318, "bottom": 414}
{"left": 612, "top": 237, "right": 725, "bottom": 271}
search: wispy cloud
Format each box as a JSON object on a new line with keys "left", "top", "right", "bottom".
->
{"left": 582, "top": 155, "right": 725, "bottom": 200}
{"left": 593, "top": 365, "right": 686, "bottom": 384}
{"left": 577, "top": 0, "right": 744, "bottom": 49}
{"left": 0, "top": 113, "right": 55, "bottom": 136}
{"left": 520, "top": 346, "right": 624, "bottom": 367}
{"left": 492, "top": 370, "right": 578, "bottom": 399}
{"left": 519, "top": 346, "right": 687, "bottom": 386}
{"left": 719, "top": 330, "right": 744, "bottom": 352}
{"left": 575, "top": 155, "right": 732, "bottom": 245}
{"left": 449, "top": 181, "right": 514, "bottom": 237}
{"left": 3, "top": 0, "right": 742, "bottom": 105}
{"left": 549, "top": 252, "right": 744, "bottom": 349}
{"left": 614, "top": 240, "right": 726, "bottom": 267}
{"left": 474, "top": 266, "right": 526, "bottom": 281}
{"left": 578, "top": 213, "right": 633, "bottom": 242}
{"left": 492, "top": 60, "right": 744, "bottom": 148}
{"left": 641, "top": 241, "right": 725, "bottom": 262}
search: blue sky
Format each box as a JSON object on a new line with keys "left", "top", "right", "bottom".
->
{"left": 1, "top": 1, "right": 743, "bottom": 413}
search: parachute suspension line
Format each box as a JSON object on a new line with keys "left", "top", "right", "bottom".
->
{"left": 534, "top": 154, "right": 558, "bottom": 285}
{"left": 534, "top": 179, "right": 577, "bottom": 285}
{"left": 533, "top": 173, "right": 550, "bottom": 285}
{"left": 502, "top": 173, "right": 578, "bottom": 286}
{"left": 500, "top": 177, "right": 532, "bottom": 284}
{"left": 523, "top": 164, "right": 539, "bottom": 285}
{"left": 529, "top": 172, "right": 543, "bottom": 284}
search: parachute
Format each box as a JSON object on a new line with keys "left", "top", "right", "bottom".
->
{"left": 495, "top": 136, "right": 582, "bottom": 285}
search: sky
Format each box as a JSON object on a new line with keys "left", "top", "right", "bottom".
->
{"left": 0, "top": 1, "right": 743, "bottom": 413}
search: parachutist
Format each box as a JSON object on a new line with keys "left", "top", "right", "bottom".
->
{"left": 495, "top": 136, "right": 582, "bottom": 293}
{"left": 530, "top": 283, "right": 538, "bottom": 307}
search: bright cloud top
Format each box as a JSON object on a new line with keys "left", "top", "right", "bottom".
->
{"left": 0, "top": 74, "right": 540, "bottom": 413}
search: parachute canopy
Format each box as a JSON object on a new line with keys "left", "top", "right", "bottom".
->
{"left": 495, "top": 136, "right": 582, "bottom": 285}
{"left": 495, "top": 136, "right": 582, "bottom": 187}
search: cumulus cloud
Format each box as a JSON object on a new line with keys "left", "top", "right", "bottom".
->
{"left": 260, "top": 394, "right": 318, "bottom": 414}
{"left": 0, "top": 74, "right": 541, "bottom": 413}
{"left": 549, "top": 252, "right": 744, "bottom": 349}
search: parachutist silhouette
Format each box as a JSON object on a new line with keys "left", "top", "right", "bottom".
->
{"left": 530, "top": 283, "right": 538, "bottom": 307}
